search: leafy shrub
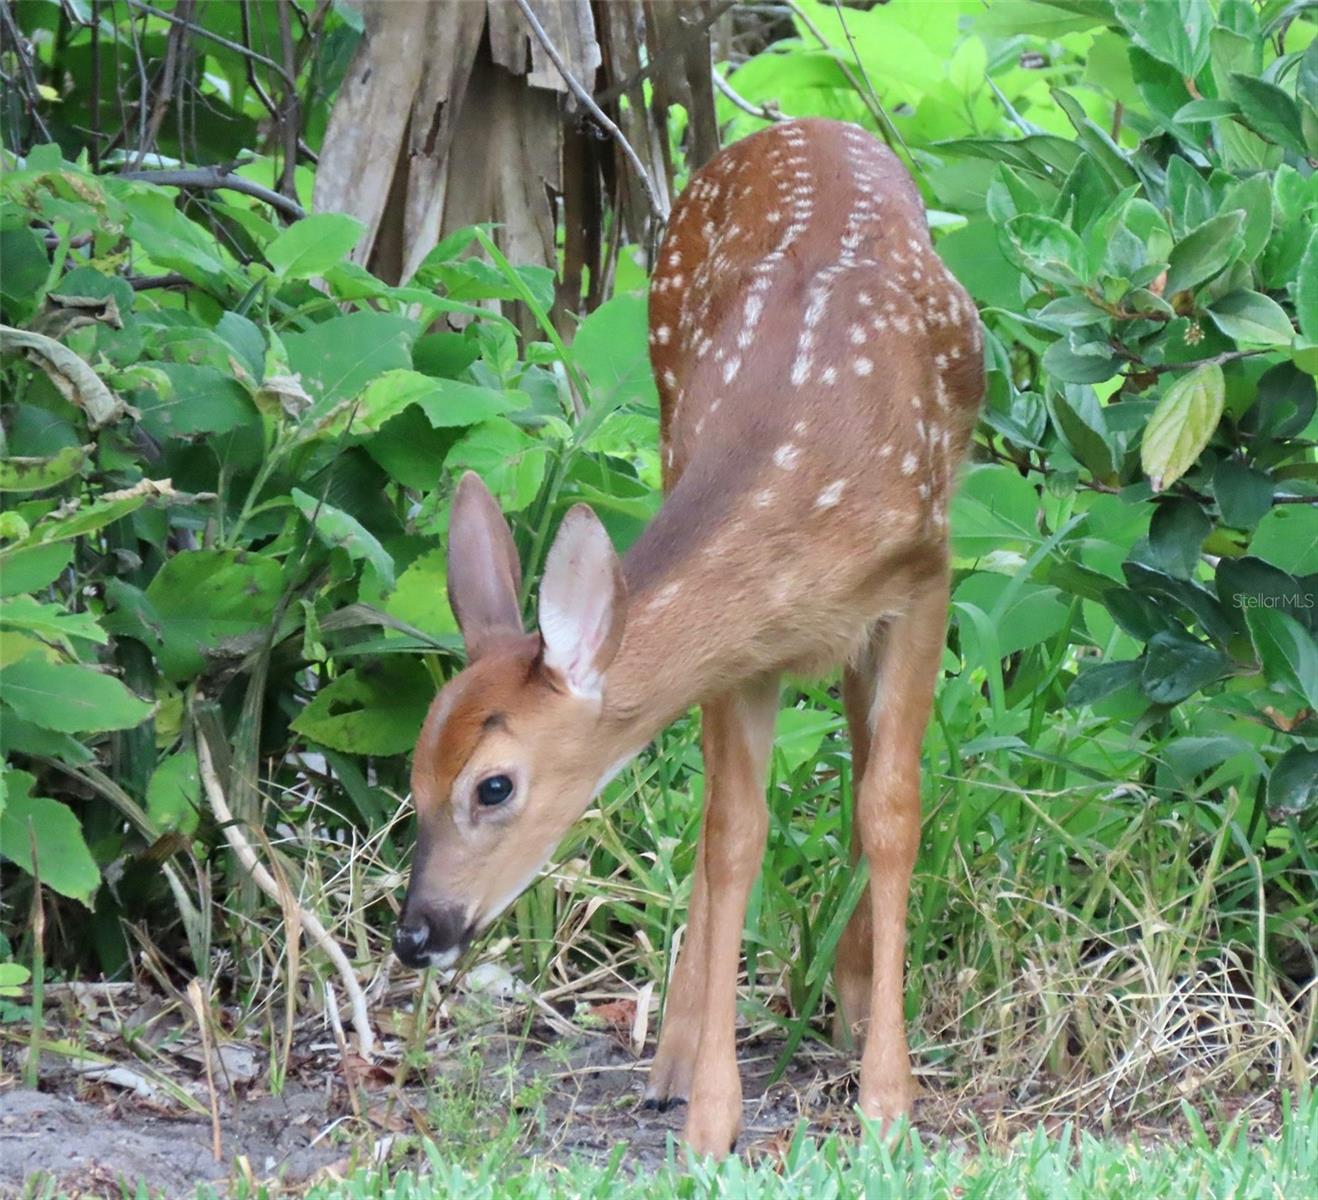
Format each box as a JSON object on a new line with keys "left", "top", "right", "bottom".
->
{"left": 0, "top": 147, "right": 658, "bottom": 969}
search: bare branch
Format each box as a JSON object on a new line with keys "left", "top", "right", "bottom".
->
{"left": 512, "top": 0, "right": 669, "bottom": 225}
{"left": 594, "top": 0, "right": 738, "bottom": 106}
{"left": 116, "top": 165, "right": 306, "bottom": 220}
{"left": 197, "top": 734, "right": 375, "bottom": 1059}
{"left": 123, "top": 0, "right": 294, "bottom": 90}
{"left": 713, "top": 70, "right": 788, "bottom": 122}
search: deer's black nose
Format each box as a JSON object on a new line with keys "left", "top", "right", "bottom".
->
{"left": 392, "top": 920, "right": 431, "bottom": 967}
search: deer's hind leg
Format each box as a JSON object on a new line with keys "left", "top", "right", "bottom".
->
{"left": 853, "top": 577, "right": 948, "bottom": 1126}
{"left": 833, "top": 624, "right": 888, "bottom": 1047}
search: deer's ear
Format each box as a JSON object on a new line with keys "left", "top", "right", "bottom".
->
{"left": 447, "top": 472, "right": 523, "bottom": 660}
{"left": 538, "top": 505, "right": 627, "bottom": 700}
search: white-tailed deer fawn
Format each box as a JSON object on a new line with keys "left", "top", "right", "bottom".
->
{"left": 393, "top": 118, "right": 983, "bottom": 1156}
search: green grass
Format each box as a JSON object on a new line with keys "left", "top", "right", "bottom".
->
{"left": 233, "top": 1091, "right": 1317, "bottom": 1200}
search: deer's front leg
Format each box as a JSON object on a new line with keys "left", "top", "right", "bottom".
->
{"left": 643, "top": 830, "right": 709, "bottom": 1110}
{"left": 855, "top": 580, "right": 947, "bottom": 1127}
{"left": 681, "top": 677, "right": 777, "bottom": 1159}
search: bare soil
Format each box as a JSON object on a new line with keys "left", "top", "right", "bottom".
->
{"left": 0, "top": 999, "right": 1287, "bottom": 1199}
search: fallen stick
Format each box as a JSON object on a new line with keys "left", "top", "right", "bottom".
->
{"left": 196, "top": 735, "right": 375, "bottom": 1058}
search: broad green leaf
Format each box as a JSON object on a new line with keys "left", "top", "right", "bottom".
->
{"left": 137, "top": 363, "right": 257, "bottom": 439}
{"left": 1229, "top": 73, "right": 1307, "bottom": 153}
{"left": 146, "top": 750, "right": 200, "bottom": 835}
{"left": 1208, "top": 291, "right": 1295, "bottom": 347}
{"left": 312, "top": 369, "right": 517, "bottom": 439}
{"left": 950, "top": 464, "right": 1042, "bottom": 556}
{"left": 119, "top": 190, "right": 235, "bottom": 289}
{"left": 0, "top": 594, "right": 106, "bottom": 645}
{"left": 1163, "top": 211, "right": 1244, "bottom": 297}
{"left": 1113, "top": 0, "right": 1212, "bottom": 77}
{"left": 1140, "top": 363, "right": 1225, "bottom": 492}
{"left": 265, "top": 213, "right": 364, "bottom": 279}
{"left": 1245, "top": 606, "right": 1318, "bottom": 709}
{"left": 291, "top": 488, "right": 396, "bottom": 589}
{"left": 0, "top": 768, "right": 100, "bottom": 904}
{"left": 774, "top": 706, "right": 840, "bottom": 776}
{"left": 284, "top": 313, "right": 417, "bottom": 405}
{"left": 1213, "top": 459, "right": 1273, "bottom": 530}
{"left": 1268, "top": 746, "right": 1318, "bottom": 817}
{"left": 0, "top": 443, "right": 90, "bottom": 493}
{"left": 0, "top": 658, "right": 152, "bottom": 732}
{"left": 953, "top": 574, "right": 1069, "bottom": 658}
{"left": 1251, "top": 506, "right": 1318, "bottom": 575}
{"left": 1297, "top": 227, "right": 1318, "bottom": 343}
{"left": 0, "top": 543, "right": 72, "bottom": 596}
{"left": 382, "top": 549, "right": 460, "bottom": 642}
{"left": 1140, "top": 630, "right": 1230, "bottom": 704}
{"left": 1148, "top": 497, "right": 1211, "bottom": 580}
{"left": 143, "top": 549, "right": 283, "bottom": 681}
{"left": 572, "top": 293, "right": 659, "bottom": 417}
{"left": 447, "top": 422, "right": 548, "bottom": 513}
{"left": 291, "top": 659, "right": 433, "bottom": 755}
{"left": 1067, "top": 660, "right": 1142, "bottom": 708}
{"left": 1002, "top": 214, "right": 1089, "bottom": 286}
{"left": 1048, "top": 387, "right": 1117, "bottom": 478}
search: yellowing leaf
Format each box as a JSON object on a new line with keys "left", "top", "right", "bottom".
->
{"left": 1140, "top": 363, "right": 1225, "bottom": 492}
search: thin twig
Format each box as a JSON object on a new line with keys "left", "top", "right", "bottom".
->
{"left": 275, "top": 0, "right": 301, "bottom": 201}
{"left": 124, "top": 0, "right": 295, "bottom": 90}
{"left": 1123, "top": 348, "right": 1269, "bottom": 376}
{"left": 0, "top": 0, "right": 52, "bottom": 142}
{"left": 131, "top": 0, "right": 192, "bottom": 169}
{"left": 594, "top": 0, "right": 739, "bottom": 105}
{"left": 196, "top": 734, "right": 375, "bottom": 1058}
{"left": 512, "top": 0, "right": 669, "bottom": 224}
{"left": 116, "top": 165, "right": 306, "bottom": 220}
{"left": 713, "top": 70, "right": 788, "bottom": 122}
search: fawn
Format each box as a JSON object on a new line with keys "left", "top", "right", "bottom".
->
{"left": 393, "top": 118, "right": 983, "bottom": 1156}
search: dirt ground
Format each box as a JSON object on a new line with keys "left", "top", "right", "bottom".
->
{"left": 0, "top": 1002, "right": 1288, "bottom": 1199}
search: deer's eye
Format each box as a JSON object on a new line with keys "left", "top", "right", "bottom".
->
{"left": 476, "top": 774, "right": 514, "bottom": 807}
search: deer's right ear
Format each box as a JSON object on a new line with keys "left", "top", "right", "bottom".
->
{"left": 446, "top": 472, "right": 523, "bottom": 660}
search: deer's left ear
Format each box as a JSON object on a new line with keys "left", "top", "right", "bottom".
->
{"left": 537, "top": 505, "right": 627, "bottom": 700}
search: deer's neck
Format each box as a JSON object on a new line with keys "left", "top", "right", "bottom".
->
{"left": 601, "top": 467, "right": 768, "bottom": 743}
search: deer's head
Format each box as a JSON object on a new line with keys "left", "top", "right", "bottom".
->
{"left": 392, "top": 473, "right": 628, "bottom": 969}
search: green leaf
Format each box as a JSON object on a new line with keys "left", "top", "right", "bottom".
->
{"left": 446, "top": 422, "right": 549, "bottom": 513}
{"left": 1212, "top": 459, "right": 1273, "bottom": 530}
{"left": 774, "top": 706, "right": 840, "bottom": 776}
{"left": 1149, "top": 497, "right": 1211, "bottom": 579}
{"left": 1297, "top": 227, "right": 1318, "bottom": 343}
{"left": 0, "top": 543, "right": 72, "bottom": 597}
{"left": 1002, "top": 213, "right": 1090, "bottom": 286}
{"left": 953, "top": 574, "right": 1069, "bottom": 658}
{"left": 950, "top": 464, "right": 1042, "bottom": 557}
{"left": 137, "top": 363, "right": 257, "bottom": 439}
{"left": 1229, "top": 73, "right": 1307, "bottom": 153}
{"left": 571, "top": 293, "right": 659, "bottom": 417}
{"left": 0, "top": 594, "right": 106, "bottom": 645}
{"left": 1048, "top": 386, "right": 1117, "bottom": 478}
{"left": 1113, "top": 0, "right": 1212, "bottom": 76}
{"left": 0, "top": 658, "right": 151, "bottom": 732}
{"left": 1140, "top": 362, "right": 1225, "bottom": 492}
{"left": 146, "top": 749, "right": 200, "bottom": 835}
{"left": 0, "top": 768, "right": 100, "bottom": 904}
{"left": 1207, "top": 291, "right": 1295, "bottom": 347}
{"left": 291, "top": 659, "right": 433, "bottom": 755}
{"left": 1245, "top": 606, "right": 1318, "bottom": 709}
{"left": 119, "top": 190, "right": 235, "bottom": 289}
{"left": 1066, "top": 660, "right": 1142, "bottom": 707}
{"left": 1268, "top": 746, "right": 1318, "bottom": 818}
{"left": 1163, "top": 211, "right": 1244, "bottom": 297}
{"left": 382, "top": 549, "right": 460, "bottom": 642}
{"left": 284, "top": 313, "right": 417, "bottom": 405}
{"left": 265, "top": 213, "right": 364, "bottom": 279}
{"left": 291, "top": 488, "right": 396, "bottom": 590}
{"left": 0, "top": 443, "right": 90, "bottom": 493}
{"left": 143, "top": 550, "right": 284, "bottom": 681}
{"left": 1250, "top": 506, "right": 1318, "bottom": 575}
{"left": 314, "top": 369, "right": 517, "bottom": 439}
{"left": 1140, "top": 630, "right": 1230, "bottom": 704}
